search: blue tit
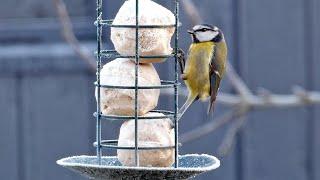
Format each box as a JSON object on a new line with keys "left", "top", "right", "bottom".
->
{"left": 178, "top": 24, "right": 228, "bottom": 117}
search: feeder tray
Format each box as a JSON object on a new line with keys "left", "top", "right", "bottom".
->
{"left": 57, "top": 154, "right": 220, "bottom": 180}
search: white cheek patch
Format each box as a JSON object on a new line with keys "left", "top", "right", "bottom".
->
{"left": 196, "top": 31, "right": 219, "bottom": 42}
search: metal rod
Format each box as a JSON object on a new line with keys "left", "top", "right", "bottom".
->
{"left": 98, "top": 50, "right": 175, "bottom": 59}
{"left": 95, "top": 19, "right": 180, "bottom": 28}
{"left": 94, "top": 110, "right": 176, "bottom": 121}
{"left": 134, "top": 0, "right": 140, "bottom": 167}
{"left": 174, "top": 0, "right": 180, "bottom": 168}
{"left": 93, "top": 140, "right": 176, "bottom": 150}
{"left": 95, "top": 0, "right": 102, "bottom": 164}
{"left": 94, "top": 80, "right": 179, "bottom": 89}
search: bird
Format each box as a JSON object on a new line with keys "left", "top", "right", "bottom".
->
{"left": 177, "top": 24, "right": 228, "bottom": 117}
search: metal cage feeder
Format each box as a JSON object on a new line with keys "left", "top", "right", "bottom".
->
{"left": 57, "top": 0, "right": 220, "bottom": 179}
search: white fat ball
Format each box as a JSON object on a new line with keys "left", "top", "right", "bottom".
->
{"left": 96, "top": 58, "right": 161, "bottom": 116}
{"left": 111, "top": 0, "right": 175, "bottom": 63}
{"left": 117, "top": 112, "right": 174, "bottom": 167}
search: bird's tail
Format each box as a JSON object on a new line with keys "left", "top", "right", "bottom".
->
{"left": 208, "top": 75, "right": 221, "bottom": 114}
{"left": 178, "top": 94, "right": 198, "bottom": 120}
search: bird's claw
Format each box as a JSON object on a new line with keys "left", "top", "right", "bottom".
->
{"left": 177, "top": 48, "right": 186, "bottom": 74}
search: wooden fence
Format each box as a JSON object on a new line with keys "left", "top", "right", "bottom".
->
{"left": 0, "top": 0, "right": 319, "bottom": 179}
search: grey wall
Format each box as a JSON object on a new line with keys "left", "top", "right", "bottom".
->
{"left": 0, "top": 0, "right": 320, "bottom": 180}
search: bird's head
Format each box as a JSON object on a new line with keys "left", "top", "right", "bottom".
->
{"left": 188, "top": 24, "right": 224, "bottom": 43}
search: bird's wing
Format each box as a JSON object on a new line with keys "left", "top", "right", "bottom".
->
{"left": 177, "top": 48, "right": 186, "bottom": 74}
{"left": 209, "top": 45, "right": 222, "bottom": 113}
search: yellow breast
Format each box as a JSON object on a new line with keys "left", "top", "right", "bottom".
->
{"left": 184, "top": 42, "right": 215, "bottom": 100}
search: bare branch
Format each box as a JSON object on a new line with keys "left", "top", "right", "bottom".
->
{"left": 220, "top": 89, "right": 320, "bottom": 108}
{"left": 53, "top": 0, "right": 96, "bottom": 71}
{"left": 165, "top": 85, "right": 320, "bottom": 145}
{"left": 218, "top": 115, "right": 247, "bottom": 156}
{"left": 163, "top": 88, "right": 320, "bottom": 108}
{"left": 180, "top": 107, "right": 250, "bottom": 143}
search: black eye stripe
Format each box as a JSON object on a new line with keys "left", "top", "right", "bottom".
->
{"left": 195, "top": 28, "right": 212, "bottom": 32}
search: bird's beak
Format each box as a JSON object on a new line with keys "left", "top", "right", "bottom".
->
{"left": 187, "top": 30, "right": 194, "bottom": 34}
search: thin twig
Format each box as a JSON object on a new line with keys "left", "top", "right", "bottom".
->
{"left": 180, "top": 107, "right": 250, "bottom": 143}
{"left": 53, "top": 0, "right": 96, "bottom": 71}
{"left": 218, "top": 115, "right": 247, "bottom": 156}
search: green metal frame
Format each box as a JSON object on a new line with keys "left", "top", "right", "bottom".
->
{"left": 95, "top": 0, "right": 180, "bottom": 168}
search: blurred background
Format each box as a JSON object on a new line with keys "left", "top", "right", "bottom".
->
{"left": 0, "top": 0, "right": 319, "bottom": 180}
